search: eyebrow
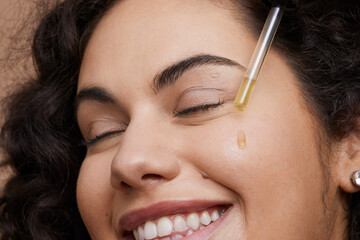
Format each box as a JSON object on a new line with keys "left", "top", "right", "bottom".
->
{"left": 76, "top": 54, "right": 245, "bottom": 105}
{"left": 76, "top": 86, "right": 116, "bottom": 106}
{"left": 153, "top": 54, "right": 245, "bottom": 92}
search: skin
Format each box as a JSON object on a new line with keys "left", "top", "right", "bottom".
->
{"left": 76, "top": 0, "right": 359, "bottom": 239}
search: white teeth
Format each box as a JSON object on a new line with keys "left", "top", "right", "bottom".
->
{"left": 200, "top": 211, "right": 211, "bottom": 226}
{"left": 144, "top": 221, "right": 157, "bottom": 239}
{"left": 211, "top": 210, "right": 220, "bottom": 222}
{"left": 133, "top": 208, "right": 226, "bottom": 239}
{"left": 138, "top": 226, "right": 145, "bottom": 240}
{"left": 157, "top": 217, "right": 173, "bottom": 237}
{"left": 133, "top": 229, "right": 140, "bottom": 240}
{"left": 186, "top": 213, "right": 200, "bottom": 230}
{"left": 171, "top": 235, "right": 183, "bottom": 240}
{"left": 174, "top": 216, "right": 187, "bottom": 232}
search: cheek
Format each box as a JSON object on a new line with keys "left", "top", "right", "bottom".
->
{"left": 180, "top": 110, "right": 326, "bottom": 236}
{"left": 182, "top": 112, "right": 322, "bottom": 187}
{"left": 76, "top": 151, "right": 115, "bottom": 237}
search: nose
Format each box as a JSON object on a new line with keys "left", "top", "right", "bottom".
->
{"left": 110, "top": 115, "right": 180, "bottom": 190}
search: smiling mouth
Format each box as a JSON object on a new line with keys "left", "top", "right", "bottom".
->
{"left": 123, "top": 205, "right": 229, "bottom": 240}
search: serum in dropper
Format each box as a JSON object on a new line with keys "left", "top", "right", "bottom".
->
{"left": 234, "top": 0, "right": 287, "bottom": 111}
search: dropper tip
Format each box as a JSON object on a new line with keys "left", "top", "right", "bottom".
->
{"left": 234, "top": 102, "right": 247, "bottom": 111}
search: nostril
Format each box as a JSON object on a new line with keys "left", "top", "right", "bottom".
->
{"left": 141, "top": 174, "right": 165, "bottom": 182}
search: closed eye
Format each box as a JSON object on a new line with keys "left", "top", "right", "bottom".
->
{"left": 83, "top": 101, "right": 224, "bottom": 146}
{"left": 174, "top": 100, "right": 224, "bottom": 117}
{"left": 83, "top": 130, "right": 124, "bottom": 147}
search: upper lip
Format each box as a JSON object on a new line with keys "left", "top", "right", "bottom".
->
{"left": 119, "top": 200, "right": 231, "bottom": 232}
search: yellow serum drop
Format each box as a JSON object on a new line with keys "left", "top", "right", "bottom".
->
{"left": 237, "top": 130, "right": 246, "bottom": 149}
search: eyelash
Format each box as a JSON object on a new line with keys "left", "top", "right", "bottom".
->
{"left": 84, "top": 100, "right": 224, "bottom": 147}
{"left": 174, "top": 100, "right": 224, "bottom": 117}
{"left": 83, "top": 130, "right": 125, "bottom": 147}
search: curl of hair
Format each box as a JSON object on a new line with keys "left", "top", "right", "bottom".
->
{"left": 0, "top": 0, "right": 359, "bottom": 239}
{"left": 0, "top": 0, "right": 118, "bottom": 239}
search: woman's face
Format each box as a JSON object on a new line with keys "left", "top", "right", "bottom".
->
{"left": 76, "top": 0, "right": 345, "bottom": 239}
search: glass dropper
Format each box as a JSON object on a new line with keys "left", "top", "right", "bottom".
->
{"left": 234, "top": 0, "right": 287, "bottom": 111}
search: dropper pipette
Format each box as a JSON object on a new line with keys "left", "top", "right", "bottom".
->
{"left": 234, "top": 0, "right": 287, "bottom": 111}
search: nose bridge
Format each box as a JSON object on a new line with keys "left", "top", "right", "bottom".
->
{"left": 110, "top": 112, "right": 180, "bottom": 190}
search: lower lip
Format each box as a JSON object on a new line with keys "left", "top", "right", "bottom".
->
{"left": 181, "top": 205, "right": 232, "bottom": 240}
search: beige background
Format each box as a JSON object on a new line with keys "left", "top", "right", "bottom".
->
{"left": 1, "top": 0, "right": 38, "bottom": 94}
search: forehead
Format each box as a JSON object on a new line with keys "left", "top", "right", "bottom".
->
{"left": 78, "top": 0, "right": 254, "bottom": 92}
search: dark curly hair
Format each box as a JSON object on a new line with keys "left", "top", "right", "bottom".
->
{"left": 0, "top": 0, "right": 359, "bottom": 239}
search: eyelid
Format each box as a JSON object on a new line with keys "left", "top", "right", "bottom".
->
{"left": 177, "top": 87, "right": 224, "bottom": 99}
{"left": 174, "top": 99, "right": 224, "bottom": 117}
{"left": 83, "top": 129, "right": 124, "bottom": 147}
{"left": 84, "top": 119, "right": 127, "bottom": 146}
{"left": 174, "top": 87, "right": 226, "bottom": 116}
